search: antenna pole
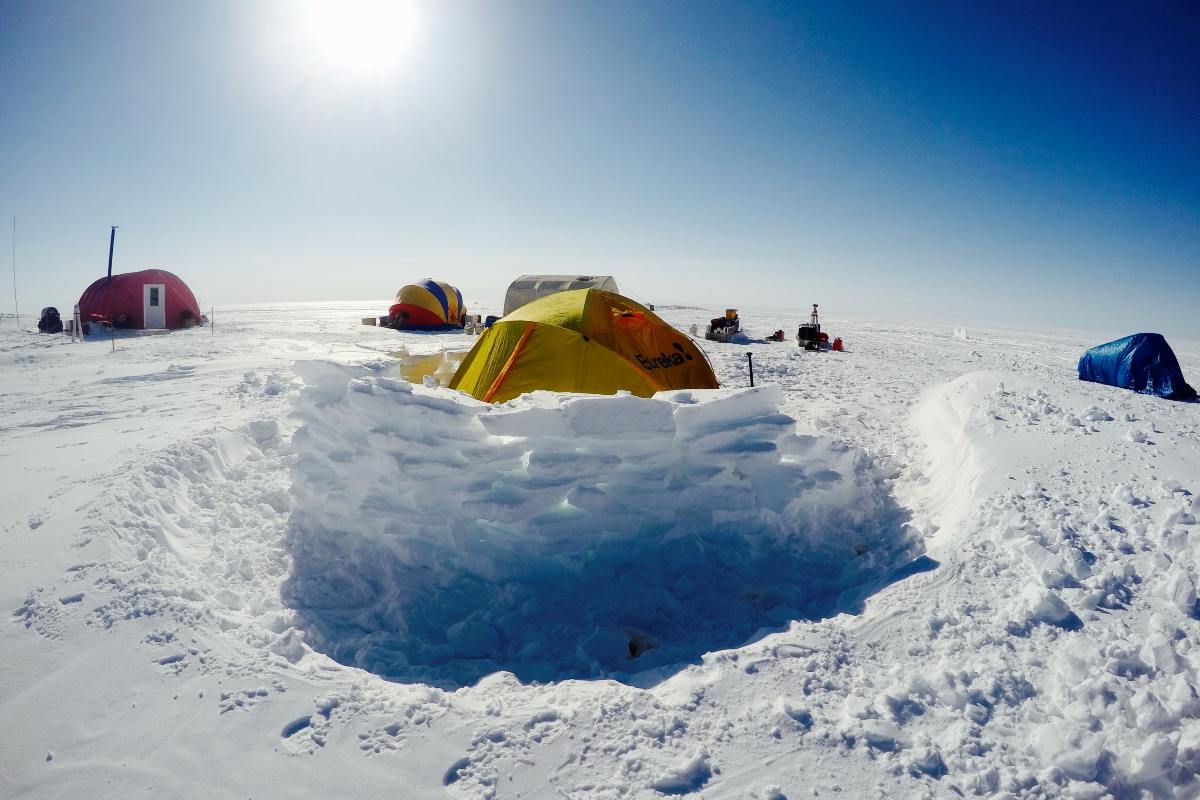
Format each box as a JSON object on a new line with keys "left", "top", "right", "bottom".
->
{"left": 106, "top": 225, "right": 118, "bottom": 280}
{"left": 11, "top": 216, "right": 17, "bottom": 325}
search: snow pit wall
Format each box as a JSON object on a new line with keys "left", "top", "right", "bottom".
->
{"left": 284, "top": 363, "right": 922, "bottom": 686}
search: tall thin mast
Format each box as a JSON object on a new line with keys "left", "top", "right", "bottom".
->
{"left": 10, "top": 216, "right": 17, "bottom": 324}
{"left": 106, "top": 225, "right": 118, "bottom": 280}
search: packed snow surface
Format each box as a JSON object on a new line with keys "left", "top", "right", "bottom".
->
{"left": 1, "top": 301, "right": 1199, "bottom": 799}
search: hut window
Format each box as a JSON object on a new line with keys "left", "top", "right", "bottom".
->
{"left": 149, "top": 287, "right": 160, "bottom": 306}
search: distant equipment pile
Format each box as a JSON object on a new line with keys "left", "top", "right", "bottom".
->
{"left": 704, "top": 309, "right": 741, "bottom": 343}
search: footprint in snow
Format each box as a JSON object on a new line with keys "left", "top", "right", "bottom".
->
{"left": 650, "top": 752, "right": 713, "bottom": 795}
{"left": 442, "top": 757, "right": 470, "bottom": 786}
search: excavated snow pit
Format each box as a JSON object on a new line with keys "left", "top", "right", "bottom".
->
{"left": 283, "top": 363, "right": 922, "bottom": 687}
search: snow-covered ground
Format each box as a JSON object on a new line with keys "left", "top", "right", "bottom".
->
{"left": 2, "top": 302, "right": 1199, "bottom": 799}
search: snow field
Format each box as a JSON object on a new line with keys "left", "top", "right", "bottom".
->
{"left": 2, "top": 305, "right": 1199, "bottom": 799}
{"left": 284, "top": 363, "right": 922, "bottom": 686}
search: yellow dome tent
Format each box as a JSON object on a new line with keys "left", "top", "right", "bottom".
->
{"left": 448, "top": 289, "right": 719, "bottom": 403}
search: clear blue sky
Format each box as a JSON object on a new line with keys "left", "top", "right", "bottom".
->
{"left": 2, "top": 1, "right": 1197, "bottom": 336}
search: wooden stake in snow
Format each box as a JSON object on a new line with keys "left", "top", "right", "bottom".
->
{"left": 747, "top": 352, "right": 754, "bottom": 387}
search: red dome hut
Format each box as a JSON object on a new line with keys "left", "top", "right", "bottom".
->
{"left": 78, "top": 269, "right": 202, "bottom": 330}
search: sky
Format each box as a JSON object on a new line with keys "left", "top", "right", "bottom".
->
{"left": 1, "top": 0, "right": 1197, "bottom": 337}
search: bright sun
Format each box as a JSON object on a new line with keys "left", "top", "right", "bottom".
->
{"left": 299, "top": 0, "right": 418, "bottom": 77}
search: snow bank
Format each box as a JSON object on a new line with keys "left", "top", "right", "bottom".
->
{"left": 283, "top": 363, "right": 921, "bottom": 686}
{"left": 896, "top": 369, "right": 1200, "bottom": 795}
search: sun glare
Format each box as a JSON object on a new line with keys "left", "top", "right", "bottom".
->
{"left": 299, "top": 0, "right": 418, "bottom": 77}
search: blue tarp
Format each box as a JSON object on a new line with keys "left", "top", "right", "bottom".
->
{"left": 1077, "top": 333, "right": 1197, "bottom": 401}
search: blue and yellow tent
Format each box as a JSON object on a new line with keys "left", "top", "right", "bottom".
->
{"left": 388, "top": 279, "right": 464, "bottom": 329}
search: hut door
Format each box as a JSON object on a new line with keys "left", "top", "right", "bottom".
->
{"left": 143, "top": 284, "right": 166, "bottom": 329}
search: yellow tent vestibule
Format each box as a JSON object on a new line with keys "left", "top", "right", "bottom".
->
{"left": 448, "top": 289, "right": 719, "bottom": 403}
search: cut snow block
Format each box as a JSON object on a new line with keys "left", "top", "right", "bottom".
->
{"left": 479, "top": 397, "right": 572, "bottom": 438}
{"left": 562, "top": 394, "right": 676, "bottom": 439}
{"left": 282, "top": 369, "right": 922, "bottom": 687}
{"left": 670, "top": 385, "right": 784, "bottom": 437}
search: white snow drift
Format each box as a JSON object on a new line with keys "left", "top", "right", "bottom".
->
{"left": 284, "top": 363, "right": 921, "bottom": 686}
